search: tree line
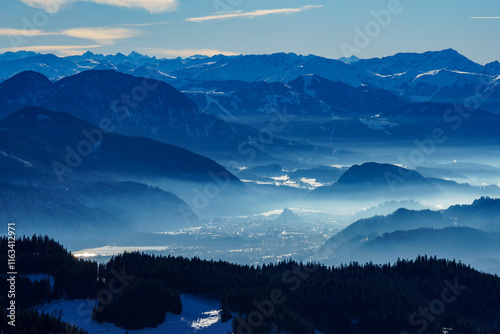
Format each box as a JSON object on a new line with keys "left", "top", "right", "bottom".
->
{"left": 2, "top": 235, "right": 500, "bottom": 334}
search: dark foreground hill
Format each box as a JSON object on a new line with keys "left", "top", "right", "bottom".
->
{"left": 3, "top": 236, "right": 500, "bottom": 334}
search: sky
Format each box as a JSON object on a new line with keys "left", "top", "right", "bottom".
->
{"left": 0, "top": 0, "right": 499, "bottom": 64}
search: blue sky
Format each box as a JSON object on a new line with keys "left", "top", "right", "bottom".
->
{"left": 0, "top": 0, "right": 499, "bottom": 63}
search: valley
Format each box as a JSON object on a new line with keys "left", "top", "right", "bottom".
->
{"left": 1, "top": 47, "right": 500, "bottom": 334}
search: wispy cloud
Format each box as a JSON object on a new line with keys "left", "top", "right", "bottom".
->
{"left": 469, "top": 17, "right": 500, "bottom": 19}
{"left": 186, "top": 5, "right": 323, "bottom": 22}
{"left": 0, "top": 26, "right": 140, "bottom": 44}
{"left": 19, "top": 0, "right": 179, "bottom": 14}
{"left": 116, "top": 21, "right": 172, "bottom": 27}
{"left": 140, "top": 48, "right": 240, "bottom": 58}
{"left": 0, "top": 44, "right": 102, "bottom": 55}
{"left": 0, "top": 28, "right": 53, "bottom": 37}
{"left": 62, "top": 27, "right": 141, "bottom": 44}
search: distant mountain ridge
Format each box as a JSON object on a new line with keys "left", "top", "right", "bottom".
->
{"left": 0, "top": 49, "right": 498, "bottom": 113}
{"left": 311, "top": 162, "right": 439, "bottom": 200}
{"left": 350, "top": 226, "right": 500, "bottom": 273}
{"left": 1, "top": 50, "right": 500, "bottom": 153}
{"left": 311, "top": 163, "right": 500, "bottom": 206}
{"left": 0, "top": 106, "right": 248, "bottom": 242}
{"left": 0, "top": 49, "right": 500, "bottom": 111}
{"left": 0, "top": 70, "right": 217, "bottom": 151}
{"left": 326, "top": 196, "right": 500, "bottom": 249}
{"left": 0, "top": 70, "right": 328, "bottom": 162}
{"left": 322, "top": 197, "right": 500, "bottom": 274}
{"left": 0, "top": 106, "right": 242, "bottom": 184}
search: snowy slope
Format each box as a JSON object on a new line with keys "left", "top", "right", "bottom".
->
{"left": 37, "top": 294, "right": 232, "bottom": 334}
{"left": 1, "top": 49, "right": 499, "bottom": 113}
{"left": 354, "top": 49, "right": 490, "bottom": 75}
{"left": 402, "top": 69, "right": 495, "bottom": 102}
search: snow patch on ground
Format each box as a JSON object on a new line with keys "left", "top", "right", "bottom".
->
{"left": 302, "top": 74, "right": 317, "bottom": 98}
{"left": 36, "top": 114, "right": 50, "bottom": 120}
{"left": 0, "top": 150, "right": 33, "bottom": 168}
{"left": 74, "top": 245, "right": 169, "bottom": 257}
{"left": 37, "top": 294, "right": 232, "bottom": 334}
{"left": 359, "top": 118, "right": 399, "bottom": 133}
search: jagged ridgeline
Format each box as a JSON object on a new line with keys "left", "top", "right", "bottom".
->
{"left": 2, "top": 236, "right": 500, "bottom": 334}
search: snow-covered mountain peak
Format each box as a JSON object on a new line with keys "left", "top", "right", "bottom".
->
{"left": 354, "top": 48, "right": 484, "bottom": 76}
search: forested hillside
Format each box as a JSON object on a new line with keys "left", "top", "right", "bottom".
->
{"left": 3, "top": 236, "right": 499, "bottom": 334}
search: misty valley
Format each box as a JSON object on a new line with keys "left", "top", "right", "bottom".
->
{"left": 1, "top": 49, "right": 500, "bottom": 334}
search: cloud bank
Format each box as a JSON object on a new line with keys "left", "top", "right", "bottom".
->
{"left": 0, "top": 26, "right": 140, "bottom": 44}
{"left": 19, "top": 0, "right": 179, "bottom": 14}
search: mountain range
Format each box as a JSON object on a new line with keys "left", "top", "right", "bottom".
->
{"left": 350, "top": 227, "right": 500, "bottom": 274}
{"left": 1, "top": 49, "right": 498, "bottom": 155}
{"left": 0, "top": 106, "right": 242, "bottom": 184}
{"left": 0, "top": 106, "right": 247, "bottom": 245}
{"left": 2, "top": 48, "right": 500, "bottom": 251}
{"left": 0, "top": 70, "right": 324, "bottom": 163}
{"left": 1, "top": 49, "right": 498, "bottom": 114}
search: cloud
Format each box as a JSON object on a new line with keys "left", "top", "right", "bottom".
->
{"left": 19, "top": 0, "right": 179, "bottom": 14}
{"left": 0, "top": 44, "right": 102, "bottom": 55}
{"left": 186, "top": 5, "right": 323, "bottom": 22}
{"left": 139, "top": 48, "right": 240, "bottom": 58}
{"left": 116, "top": 21, "right": 172, "bottom": 27}
{"left": 0, "top": 26, "right": 140, "bottom": 44}
{"left": 62, "top": 27, "right": 141, "bottom": 44}
{"left": 0, "top": 28, "right": 53, "bottom": 36}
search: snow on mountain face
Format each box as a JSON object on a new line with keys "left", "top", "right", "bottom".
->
{"left": 181, "top": 73, "right": 409, "bottom": 122}
{"left": 403, "top": 69, "right": 495, "bottom": 102}
{"left": 358, "top": 117, "right": 399, "bottom": 134}
{"left": 354, "top": 49, "right": 487, "bottom": 76}
{"left": 183, "top": 78, "right": 335, "bottom": 121}
{"left": 0, "top": 149, "right": 33, "bottom": 168}
{"left": 0, "top": 71, "right": 246, "bottom": 155}
{"left": 0, "top": 49, "right": 499, "bottom": 113}
{"left": 170, "top": 53, "right": 306, "bottom": 83}
{"left": 486, "top": 61, "right": 500, "bottom": 73}
{"left": 301, "top": 74, "right": 319, "bottom": 98}
{"left": 287, "top": 74, "right": 407, "bottom": 117}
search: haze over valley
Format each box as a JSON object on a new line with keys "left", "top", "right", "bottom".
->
{"left": 2, "top": 30, "right": 500, "bottom": 334}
